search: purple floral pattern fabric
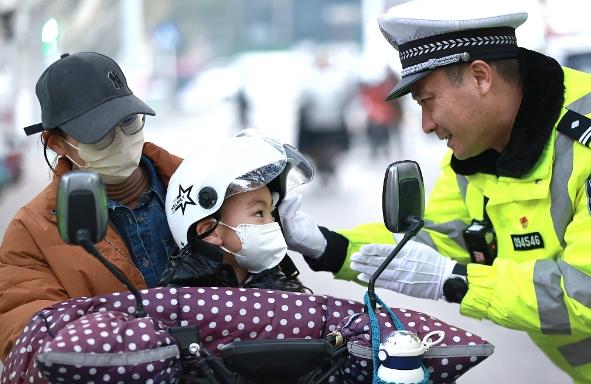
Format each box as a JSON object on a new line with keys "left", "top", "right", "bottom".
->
{"left": 0, "top": 287, "right": 493, "bottom": 384}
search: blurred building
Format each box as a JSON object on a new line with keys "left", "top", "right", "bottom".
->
{"left": 4, "top": 0, "right": 590, "bottom": 135}
{"left": 154, "top": 0, "right": 361, "bottom": 54}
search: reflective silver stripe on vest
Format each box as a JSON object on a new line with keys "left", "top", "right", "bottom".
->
{"left": 456, "top": 174, "right": 468, "bottom": 200}
{"left": 415, "top": 174, "right": 469, "bottom": 250}
{"left": 532, "top": 134, "right": 575, "bottom": 335}
{"left": 550, "top": 133, "right": 574, "bottom": 248}
{"left": 551, "top": 95, "right": 591, "bottom": 367}
{"left": 558, "top": 336, "right": 591, "bottom": 367}
{"left": 416, "top": 219, "right": 468, "bottom": 252}
{"left": 559, "top": 259, "right": 591, "bottom": 308}
{"left": 533, "top": 259, "right": 571, "bottom": 335}
{"left": 415, "top": 229, "right": 436, "bottom": 248}
{"left": 567, "top": 93, "right": 591, "bottom": 116}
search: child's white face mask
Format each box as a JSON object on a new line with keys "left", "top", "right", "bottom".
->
{"left": 219, "top": 221, "right": 287, "bottom": 273}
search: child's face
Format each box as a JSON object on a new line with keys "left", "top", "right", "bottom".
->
{"left": 218, "top": 185, "right": 276, "bottom": 256}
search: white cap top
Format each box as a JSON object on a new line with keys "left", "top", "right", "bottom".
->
{"left": 377, "top": 0, "right": 528, "bottom": 100}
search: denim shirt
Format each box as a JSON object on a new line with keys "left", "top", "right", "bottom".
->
{"left": 108, "top": 156, "right": 176, "bottom": 287}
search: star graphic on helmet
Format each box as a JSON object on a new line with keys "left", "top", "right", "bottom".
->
{"left": 172, "top": 184, "right": 197, "bottom": 215}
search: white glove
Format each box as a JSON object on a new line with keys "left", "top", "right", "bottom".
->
{"left": 350, "top": 241, "right": 457, "bottom": 300}
{"left": 278, "top": 194, "right": 327, "bottom": 259}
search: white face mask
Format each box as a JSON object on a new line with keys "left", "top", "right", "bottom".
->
{"left": 219, "top": 221, "right": 287, "bottom": 274}
{"left": 77, "top": 129, "right": 144, "bottom": 184}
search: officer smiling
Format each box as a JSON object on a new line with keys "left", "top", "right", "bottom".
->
{"left": 277, "top": 0, "right": 591, "bottom": 382}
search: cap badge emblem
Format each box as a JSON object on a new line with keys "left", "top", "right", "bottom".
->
{"left": 108, "top": 71, "right": 124, "bottom": 89}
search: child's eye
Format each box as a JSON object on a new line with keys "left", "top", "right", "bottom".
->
{"left": 255, "top": 210, "right": 264, "bottom": 218}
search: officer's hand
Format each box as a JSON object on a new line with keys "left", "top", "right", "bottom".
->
{"left": 350, "top": 241, "right": 456, "bottom": 300}
{"left": 278, "top": 194, "right": 327, "bottom": 259}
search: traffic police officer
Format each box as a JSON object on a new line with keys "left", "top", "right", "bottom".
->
{"left": 278, "top": 1, "right": 591, "bottom": 382}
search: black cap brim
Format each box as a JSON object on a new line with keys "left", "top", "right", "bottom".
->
{"left": 385, "top": 70, "right": 433, "bottom": 101}
{"left": 60, "top": 94, "right": 155, "bottom": 144}
{"left": 23, "top": 123, "right": 44, "bottom": 136}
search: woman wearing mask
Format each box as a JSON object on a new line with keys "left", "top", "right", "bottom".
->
{"left": 0, "top": 52, "right": 181, "bottom": 361}
{"left": 160, "top": 131, "right": 315, "bottom": 292}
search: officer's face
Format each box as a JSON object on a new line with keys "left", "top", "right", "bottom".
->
{"left": 410, "top": 66, "right": 496, "bottom": 160}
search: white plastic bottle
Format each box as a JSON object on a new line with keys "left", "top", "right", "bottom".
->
{"left": 377, "top": 330, "right": 445, "bottom": 383}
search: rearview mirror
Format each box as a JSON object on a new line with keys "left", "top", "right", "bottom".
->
{"left": 369, "top": 160, "right": 425, "bottom": 310}
{"left": 57, "top": 170, "right": 108, "bottom": 245}
{"left": 382, "top": 160, "right": 424, "bottom": 233}
{"left": 56, "top": 170, "right": 147, "bottom": 317}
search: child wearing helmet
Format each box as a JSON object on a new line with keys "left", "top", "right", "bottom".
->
{"left": 159, "top": 131, "right": 314, "bottom": 292}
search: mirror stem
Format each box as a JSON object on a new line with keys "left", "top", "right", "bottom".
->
{"left": 368, "top": 216, "right": 424, "bottom": 311}
{"left": 77, "top": 230, "right": 147, "bottom": 318}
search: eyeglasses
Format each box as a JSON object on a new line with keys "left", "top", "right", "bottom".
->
{"left": 92, "top": 114, "right": 145, "bottom": 150}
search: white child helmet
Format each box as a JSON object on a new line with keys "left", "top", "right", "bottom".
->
{"left": 166, "top": 131, "right": 313, "bottom": 248}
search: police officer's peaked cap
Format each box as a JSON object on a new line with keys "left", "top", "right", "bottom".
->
{"left": 378, "top": 0, "right": 528, "bottom": 100}
{"left": 23, "top": 52, "right": 155, "bottom": 144}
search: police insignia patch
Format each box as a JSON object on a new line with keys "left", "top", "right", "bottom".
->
{"left": 557, "top": 110, "right": 591, "bottom": 147}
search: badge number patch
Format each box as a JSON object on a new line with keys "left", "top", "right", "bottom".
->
{"left": 511, "top": 232, "right": 544, "bottom": 251}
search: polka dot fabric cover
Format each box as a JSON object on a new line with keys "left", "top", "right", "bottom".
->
{"left": 0, "top": 287, "right": 493, "bottom": 384}
{"left": 340, "top": 308, "right": 493, "bottom": 383}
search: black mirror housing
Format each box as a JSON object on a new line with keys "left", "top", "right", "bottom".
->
{"left": 382, "top": 160, "right": 425, "bottom": 233}
{"left": 57, "top": 170, "right": 108, "bottom": 244}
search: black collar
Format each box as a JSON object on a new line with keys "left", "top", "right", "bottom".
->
{"left": 450, "top": 48, "right": 565, "bottom": 177}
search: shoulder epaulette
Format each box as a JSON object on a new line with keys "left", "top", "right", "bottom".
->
{"left": 557, "top": 109, "right": 591, "bottom": 147}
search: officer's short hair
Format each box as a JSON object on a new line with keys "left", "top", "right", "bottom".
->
{"left": 443, "top": 59, "right": 521, "bottom": 87}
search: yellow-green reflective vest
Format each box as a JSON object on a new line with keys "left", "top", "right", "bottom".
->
{"left": 335, "top": 67, "right": 591, "bottom": 383}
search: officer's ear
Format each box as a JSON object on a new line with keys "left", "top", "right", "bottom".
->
{"left": 196, "top": 218, "right": 222, "bottom": 245}
{"left": 469, "top": 60, "right": 492, "bottom": 95}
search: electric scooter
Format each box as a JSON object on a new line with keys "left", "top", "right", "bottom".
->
{"left": 55, "top": 160, "right": 424, "bottom": 384}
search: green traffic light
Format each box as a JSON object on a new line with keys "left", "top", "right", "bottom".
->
{"left": 41, "top": 18, "right": 59, "bottom": 56}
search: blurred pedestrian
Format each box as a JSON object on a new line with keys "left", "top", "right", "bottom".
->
{"left": 297, "top": 50, "right": 355, "bottom": 185}
{"left": 359, "top": 69, "right": 404, "bottom": 158}
{"left": 235, "top": 86, "right": 251, "bottom": 131}
{"left": 0, "top": 52, "right": 182, "bottom": 361}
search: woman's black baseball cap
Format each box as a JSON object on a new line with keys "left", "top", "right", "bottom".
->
{"left": 23, "top": 52, "right": 155, "bottom": 144}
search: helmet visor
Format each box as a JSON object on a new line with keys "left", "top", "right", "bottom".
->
{"left": 226, "top": 159, "right": 287, "bottom": 198}
{"left": 283, "top": 143, "right": 314, "bottom": 191}
{"left": 234, "top": 128, "right": 314, "bottom": 193}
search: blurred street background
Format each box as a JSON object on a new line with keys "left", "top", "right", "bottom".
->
{"left": 1, "top": 0, "right": 591, "bottom": 382}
